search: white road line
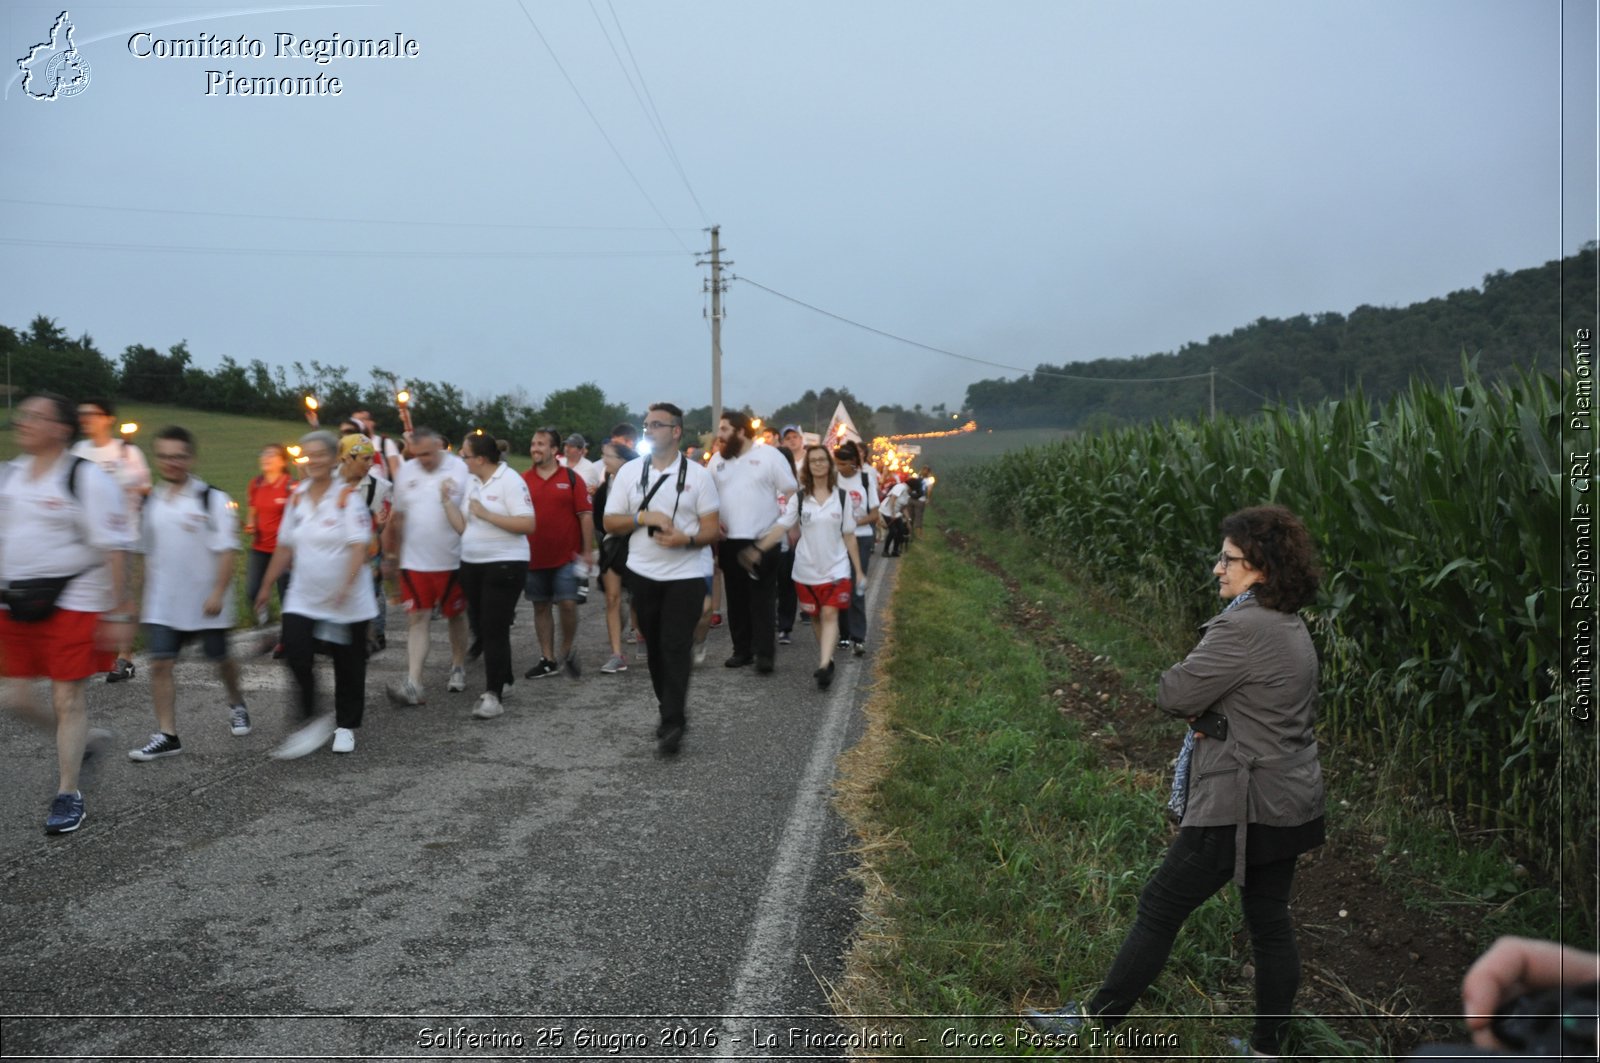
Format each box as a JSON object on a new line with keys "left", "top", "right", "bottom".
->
{"left": 718, "top": 566, "right": 887, "bottom": 1049}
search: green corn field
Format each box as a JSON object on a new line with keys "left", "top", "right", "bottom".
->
{"left": 976, "top": 362, "right": 1592, "bottom": 924}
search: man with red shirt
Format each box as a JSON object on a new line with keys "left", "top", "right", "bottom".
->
{"left": 522, "top": 429, "right": 595, "bottom": 679}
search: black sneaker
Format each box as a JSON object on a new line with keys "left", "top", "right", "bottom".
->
{"left": 777, "top": 630, "right": 792, "bottom": 646}
{"left": 563, "top": 651, "right": 581, "bottom": 679}
{"left": 755, "top": 656, "right": 774, "bottom": 674}
{"left": 467, "top": 639, "right": 483, "bottom": 661}
{"left": 814, "top": 661, "right": 835, "bottom": 689}
{"left": 129, "top": 733, "right": 183, "bottom": 761}
{"left": 838, "top": 638, "right": 851, "bottom": 650}
{"left": 657, "top": 722, "right": 685, "bottom": 756}
{"left": 524, "top": 658, "right": 559, "bottom": 679}
{"left": 724, "top": 654, "right": 753, "bottom": 669}
{"left": 106, "top": 658, "right": 136, "bottom": 683}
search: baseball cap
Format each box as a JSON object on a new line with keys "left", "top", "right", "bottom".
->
{"left": 564, "top": 433, "right": 587, "bottom": 448}
{"left": 781, "top": 424, "right": 802, "bottom": 436}
{"left": 338, "top": 434, "right": 375, "bottom": 461}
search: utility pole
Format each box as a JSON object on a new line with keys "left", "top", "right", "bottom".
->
{"left": 699, "top": 226, "right": 729, "bottom": 443}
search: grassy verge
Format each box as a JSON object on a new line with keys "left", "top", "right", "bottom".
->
{"left": 835, "top": 485, "right": 1580, "bottom": 1059}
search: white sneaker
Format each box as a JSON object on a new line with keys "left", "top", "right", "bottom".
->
{"left": 447, "top": 666, "right": 467, "bottom": 693}
{"left": 272, "top": 716, "right": 336, "bottom": 760}
{"left": 471, "top": 692, "right": 503, "bottom": 719}
{"left": 693, "top": 642, "right": 707, "bottom": 666}
{"left": 386, "top": 678, "right": 424, "bottom": 706}
{"left": 331, "top": 727, "right": 356, "bottom": 754}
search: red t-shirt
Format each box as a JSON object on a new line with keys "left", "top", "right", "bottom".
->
{"left": 248, "top": 474, "right": 293, "bottom": 553}
{"left": 522, "top": 466, "right": 592, "bottom": 570}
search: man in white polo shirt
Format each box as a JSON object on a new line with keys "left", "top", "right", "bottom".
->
{"left": 1, "top": 393, "right": 137, "bottom": 835}
{"left": 710, "top": 410, "right": 797, "bottom": 674}
{"left": 381, "top": 427, "right": 471, "bottom": 705}
{"left": 602, "top": 402, "right": 720, "bottom": 756}
{"left": 127, "top": 425, "right": 250, "bottom": 762}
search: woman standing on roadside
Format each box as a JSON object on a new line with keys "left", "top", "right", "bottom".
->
{"left": 253, "top": 431, "right": 377, "bottom": 759}
{"left": 1028, "top": 504, "right": 1325, "bottom": 1060}
{"left": 592, "top": 440, "right": 638, "bottom": 674}
{"left": 742, "top": 445, "right": 864, "bottom": 690}
{"left": 445, "top": 434, "right": 534, "bottom": 720}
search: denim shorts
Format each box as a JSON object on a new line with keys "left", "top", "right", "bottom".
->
{"left": 524, "top": 560, "right": 581, "bottom": 603}
{"left": 144, "top": 623, "right": 230, "bottom": 661}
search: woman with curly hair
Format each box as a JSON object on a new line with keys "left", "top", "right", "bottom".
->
{"left": 1029, "top": 504, "right": 1325, "bottom": 1060}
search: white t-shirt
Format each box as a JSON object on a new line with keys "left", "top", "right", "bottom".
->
{"left": 277, "top": 481, "right": 379, "bottom": 623}
{"left": 775, "top": 487, "right": 864, "bottom": 585}
{"left": 140, "top": 477, "right": 238, "bottom": 631}
{"left": 566, "top": 456, "right": 603, "bottom": 494}
{"left": 836, "top": 468, "right": 880, "bottom": 538}
{"left": 71, "top": 438, "right": 151, "bottom": 497}
{"left": 460, "top": 462, "right": 533, "bottom": 565}
{"left": 604, "top": 453, "right": 720, "bottom": 583}
{"left": 0, "top": 453, "right": 135, "bottom": 613}
{"left": 710, "top": 445, "right": 798, "bottom": 540}
{"left": 390, "top": 455, "right": 469, "bottom": 571}
{"left": 882, "top": 480, "right": 910, "bottom": 520}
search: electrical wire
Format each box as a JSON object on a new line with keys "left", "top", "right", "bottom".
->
{"left": 0, "top": 236, "right": 685, "bottom": 260}
{"left": 602, "top": 0, "right": 710, "bottom": 226}
{"left": 513, "top": 0, "right": 694, "bottom": 255}
{"left": 730, "top": 274, "right": 1217, "bottom": 384}
{"left": 0, "top": 197, "right": 699, "bottom": 234}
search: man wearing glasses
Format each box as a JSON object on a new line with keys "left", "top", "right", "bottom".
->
{"left": 71, "top": 397, "right": 150, "bottom": 683}
{"left": 601, "top": 403, "right": 721, "bottom": 755}
{"left": 127, "top": 426, "right": 250, "bottom": 762}
{"left": 2, "top": 394, "right": 137, "bottom": 834}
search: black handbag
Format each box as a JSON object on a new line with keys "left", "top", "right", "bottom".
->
{"left": 2, "top": 572, "right": 85, "bottom": 623}
{"left": 598, "top": 533, "right": 629, "bottom": 574}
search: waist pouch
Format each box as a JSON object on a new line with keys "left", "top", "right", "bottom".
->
{"left": 2, "top": 573, "right": 85, "bottom": 623}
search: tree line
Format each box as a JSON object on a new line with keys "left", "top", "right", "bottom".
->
{"left": 964, "top": 243, "right": 1596, "bottom": 430}
{"left": 0, "top": 318, "right": 959, "bottom": 449}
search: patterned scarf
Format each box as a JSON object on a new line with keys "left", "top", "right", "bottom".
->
{"left": 1166, "top": 589, "right": 1255, "bottom": 818}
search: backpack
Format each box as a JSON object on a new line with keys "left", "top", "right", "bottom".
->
{"left": 797, "top": 488, "right": 850, "bottom": 534}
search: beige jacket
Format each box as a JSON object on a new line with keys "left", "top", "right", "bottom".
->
{"left": 1159, "top": 596, "right": 1324, "bottom": 883}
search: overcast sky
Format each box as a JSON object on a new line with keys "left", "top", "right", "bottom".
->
{"left": 3, "top": 0, "right": 1595, "bottom": 424}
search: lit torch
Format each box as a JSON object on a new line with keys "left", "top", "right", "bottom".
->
{"left": 303, "top": 394, "right": 320, "bottom": 427}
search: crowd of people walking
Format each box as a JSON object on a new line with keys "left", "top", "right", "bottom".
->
{"left": 1, "top": 392, "right": 928, "bottom": 833}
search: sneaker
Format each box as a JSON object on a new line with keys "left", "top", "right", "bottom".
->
{"left": 576, "top": 582, "right": 589, "bottom": 604}
{"left": 799, "top": 613, "right": 811, "bottom": 625}
{"left": 467, "top": 638, "right": 483, "bottom": 661}
{"left": 755, "top": 656, "right": 774, "bottom": 674}
{"left": 709, "top": 612, "right": 722, "bottom": 628}
{"left": 386, "top": 678, "right": 425, "bottom": 706}
{"left": 724, "top": 654, "right": 753, "bottom": 669}
{"left": 272, "top": 716, "right": 336, "bottom": 760}
{"left": 524, "top": 658, "right": 559, "bottom": 680}
{"left": 129, "top": 733, "right": 183, "bottom": 761}
{"left": 624, "top": 628, "right": 638, "bottom": 645}
{"left": 331, "top": 727, "right": 356, "bottom": 754}
{"left": 563, "top": 651, "right": 581, "bottom": 679}
{"left": 838, "top": 638, "right": 851, "bottom": 650}
{"left": 229, "top": 704, "right": 252, "bottom": 736}
{"left": 106, "top": 657, "right": 136, "bottom": 683}
{"left": 853, "top": 640, "right": 866, "bottom": 657}
{"left": 44, "top": 792, "right": 85, "bottom": 834}
{"left": 1226, "top": 1036, "right": 1277, "bottom": 1060}
{"left": 472, "top": 692, "right": 503, "bottom": 719}
{"left": 814, "top": 661, "right": 835, "bottom": 689}
{"left": 367, "top": 632, "right": 386, "bottom": 657}
{"left": 447, "top": 666, "right": 467, "bottom": 693}
{"left": 1023, "top": 1002, "right": 1090, "bottom": 1037}
{"left": 271, "top": 642, "right": 286, "bottom": 659}
{"left": 600, "top": 653, "right": 627, "bottom": 674}
{"left": 657, "top": 722, "right": 685, "bottom": 756}
{"left": 692, "top": 642, "right": 707, "bottom": 666}
{"left": 777, "top": 630, "right": 792, "bottom": 646}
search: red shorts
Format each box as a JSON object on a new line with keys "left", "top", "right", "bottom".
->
{"left": 399, "top": 570, "right": 466, "bottom": 617}
{"left": 0, "top": 609, "right": 115, "bottom": 681}
{"left": 796, "top": 578, "right": 852, "bottom": 615}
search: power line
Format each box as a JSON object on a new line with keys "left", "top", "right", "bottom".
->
{"left": 730, "top": 274, "right": 1215, "bottom": 384}
{"left": 0, "top": 197, "right": 699, "bottom": 234}
{"left": 513, "top": 0, "right": 694, "bottom": 255}
{"left": 601, "top": 0, "right": 711, "bottom": 226}
{"left": 0, "top": 237, "right": 685, "bottom": 260}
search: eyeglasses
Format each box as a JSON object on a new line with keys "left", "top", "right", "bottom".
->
{"left": 153, "top": 452, "right": 191, "bottom": 462}
{"left": 1215, "top": 552, "right": 1246, "bottom": 568}
{"left": 643, "top": 420, "right": 677, "bottom": 431}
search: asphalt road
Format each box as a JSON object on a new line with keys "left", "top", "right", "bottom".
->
{"left": 0, "top": 562, "right": 899, "bottom": 1061}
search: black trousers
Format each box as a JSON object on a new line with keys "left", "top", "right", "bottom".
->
{"left": 629, "top": 574, "right": 705, "bottom": 730}
{"left": 1088, "top": 827, "right": 1302, "bottom": 1056}
{"left": 717, "top": 537, "right": 779, "bottom": 662}
{"left": 281, "top": 613, "right": 369, "bottom": 729}
{"left": 459, "top": 560, "right": 523, "bottom": 697}
{"left": 774, "top": 548, "right": 798, "bottom": 633}
{"left": 846, "top": 536, "right": 874, "bottom": 641}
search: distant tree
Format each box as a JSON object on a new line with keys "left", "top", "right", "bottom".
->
{"left": 535, "top": 383, "right": 631, "bottom": 456}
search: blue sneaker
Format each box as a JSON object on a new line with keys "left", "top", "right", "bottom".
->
{"left": 45, "top": 792, "right": 85, "bottom": 834}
